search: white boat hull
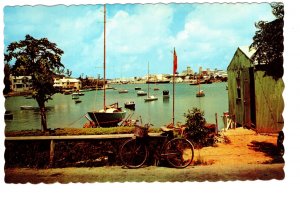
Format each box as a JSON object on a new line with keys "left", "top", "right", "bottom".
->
{"left": 87, "top": 110, "right": 126, "bottom": 127}
{"left": 144, "top": 96, "right": 158, "bottom": 102}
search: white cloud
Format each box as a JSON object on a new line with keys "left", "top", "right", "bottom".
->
{"left": 165, "top": 3, "right": 276, "bottom": 69}
{"left": 4, "top": 4, "right": 276, "bottom": 78}
{"left": 107, "top": 4, "right": 173, "bottom": 55}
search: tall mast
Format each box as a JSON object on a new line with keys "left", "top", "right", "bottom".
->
{"left": 147, "top": 62, "right": 150, "bottom": 97}
{"left": 199, "top": 66, "right": 202, "bottom": 92}
{"left": 172, "top": 48, "right": 177, "bottom": 127}
{"left": 103, "top": 4, "right": 106, "bottom": 111}
{"left": 198, "top": 67, "right": 200, "bottom": 92}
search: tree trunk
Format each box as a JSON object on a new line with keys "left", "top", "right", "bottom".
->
{"left": 38, "top": 101, "right": 48, "bottom": 131}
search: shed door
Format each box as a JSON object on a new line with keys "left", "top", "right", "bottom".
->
{"left": 243, "top": 70, "right": 251, "bottom": 128}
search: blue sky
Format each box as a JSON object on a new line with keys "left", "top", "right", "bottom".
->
{"left": 4, "top": 3, "right": 276, "bottom": 79}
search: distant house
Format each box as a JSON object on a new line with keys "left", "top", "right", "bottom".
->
{"left": 227, "top": 46, "right": 284, "bottom": 134}
{"left": 10, "top": 75, "right": 32, "bottom": 92}
{"left": 54, "top": 77, "right": 82, "bottom": 90}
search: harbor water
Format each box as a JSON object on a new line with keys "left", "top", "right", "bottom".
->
{"left": 4, "top": 82, "right": 228, "bottom": 131}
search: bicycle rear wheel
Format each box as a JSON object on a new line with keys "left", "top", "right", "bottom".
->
{"left": 120, "top": 138, "right": 148, "bottom": 168}
{"left": 163, "top": 138, "right": 194, "bottom": 168}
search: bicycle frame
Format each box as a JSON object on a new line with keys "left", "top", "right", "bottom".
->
{"left": 120, "top": 122, "right": 194, "bottom": 168}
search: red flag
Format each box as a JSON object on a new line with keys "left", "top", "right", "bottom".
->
{"left": 173, "top": 48, "right": 177, "bottom": 74}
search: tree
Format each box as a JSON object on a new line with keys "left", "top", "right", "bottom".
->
{"left": 3, "top": 59, "right": 12, "bottom": 95}
{"left": 65, "top": 69, "right": 72, "bottom": 77}
{"left": 5, "top": 35, "right": 64, "bottom": 131}
{"left": 184, "top": 108, "right": 216, "bottom": 147}
{"left": 250, "top": 2, "right": 284, "bottom": 80}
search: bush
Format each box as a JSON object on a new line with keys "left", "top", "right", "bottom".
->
{"left": 184, "top": 108, "right": 217, "bottom": 148}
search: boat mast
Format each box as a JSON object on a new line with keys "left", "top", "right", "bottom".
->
{"left": 147, "top": 62, "right": 150, "bottom": 97}
{"left": 172, "top": 48, "right": 176, "bottom": 127}
{"left": 198, "top": 67, "right": 200, "bottom": 92}
{"left": 199, "top": 66, "right": 202, "bottom": 92}
{"left": 103, "top": 4, "right": 106, "bottom": 111}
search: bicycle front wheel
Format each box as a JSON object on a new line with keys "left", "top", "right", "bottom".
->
{"left": 120, "top": 138, "right": 148, "bottom": 168}
{"left": 163, "top": 138, "right": 194, "bottom": 168}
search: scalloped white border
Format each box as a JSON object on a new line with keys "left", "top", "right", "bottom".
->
{"left": 1, "top": 0, "right": 299, "bottom": 197}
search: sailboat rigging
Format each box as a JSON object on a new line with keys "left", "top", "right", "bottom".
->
{"left": 86, "top": 4, "right": 126, "bottom": 127}
{"left": 144, "top": 62, "right": 158, "bottom": 102}
{"left": 196, "top": 66, "right": 205, "bottom": 97}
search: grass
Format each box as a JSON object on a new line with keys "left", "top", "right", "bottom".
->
{"left": 5, "top": 127, "right": 162, "bottom": 137}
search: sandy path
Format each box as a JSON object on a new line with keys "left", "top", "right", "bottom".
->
{"left": 5, "top": 127, "right": 284, "bottom": 183}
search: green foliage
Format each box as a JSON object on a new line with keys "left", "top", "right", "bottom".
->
{"left": 251, "top": 2, "right": 284, "bottom": 80}
{"left": 5, "top": 35, "right": 65, "bottom": 131}
{"left": 3, "top": 62, "right": 11, "bottom": 94}
{"left": 184, "top": 108, "right": 216, "bottom": 147}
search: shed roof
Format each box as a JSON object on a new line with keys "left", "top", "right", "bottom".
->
{"left": 238, "top": 46, "right": 256, "bottom": 59}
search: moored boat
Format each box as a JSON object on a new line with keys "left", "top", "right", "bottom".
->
{"left": 163, "top": 90, "right": 170, "bottom": 99}
{"left": 137, "top": 90, "right": 147, "bottom": 96}
{"left": 146, "top": 79, "right": 170, "bottom": 84}
{"left": 134, "top": 87, "right": 141, "bottom": 90}
{"left": 118, "top": 89, "right": 129, "bottom": 93}
{"left": 86, "top": 5, "right": 126, "bottom": 127}
{"left": 72, "top": 94, "right": 80, "bottom": 100}
{"left": 196, "top": 90, "right": 205, "bottom": 97}
{"left": 72, "top": 92, "right": 84, "bottom": 96}
{"left": 144, "top": 95, "right": 158, "bottom": 102}
{"left": 196, "top": 67, "right": 205, "bottom": 97}
{"left": 20, "top": 105, "right": 34, "bottom": 110}
{"left": 79, "top": 88, "right": 92, "bottom": 92}
{"left": 5, "top": 111, "right": 13, "bottom": 120}
{"left": 124, "top": 101, "right": 135, "bottom": 110}
{"left": 87, "top": 103, "right": 126, "bottom": 127}
{"left": 144, "top": 63, "right": 158, "bottom": 102}
{"left": 20, "top": 105, "right": 54, "bottom": 110}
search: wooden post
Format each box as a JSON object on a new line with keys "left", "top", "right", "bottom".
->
{"left": 215, "top": 113, "right": 218, "bottom": 134}
{"left": 233, "top": 114, "right": 236, "bottom": 129}
{"left": 49, "top": 139, "right": 55, "bottom": 167}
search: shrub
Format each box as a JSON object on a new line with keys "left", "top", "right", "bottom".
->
{"left": 184, "top": 108, "right": 216, "bottom": 147}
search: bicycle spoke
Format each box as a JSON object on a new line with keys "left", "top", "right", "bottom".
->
{"left": 120, "top": 139, "right": 148, "bottom": 168}
{"left": 164, "top": 138, "right": 194, "bottom": 168}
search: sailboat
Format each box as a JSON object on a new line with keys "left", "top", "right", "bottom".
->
{"left": 118, "top": 89, "right": 129, "bottom": 93}
{"left": 144, "top": 63, "right": 158, "bottom": 102}
{"left": 196, "top": 66, "right": 205, "bottom": 97}
{"left": 87, "top": 5, "right": 126, "bottom": 127}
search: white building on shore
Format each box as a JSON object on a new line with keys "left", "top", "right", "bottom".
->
{"left": 10, "top": 75, "right": 32, "bottom": 92}
{"left": 54, "top": 77, "right": 81, "bottom": 90}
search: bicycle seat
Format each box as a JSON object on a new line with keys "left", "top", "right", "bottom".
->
{"left": 160, "top": 126, "right": 173, "bottom": 132}
{"left": 160, "top": 126, "right": 174, "bottom": 138}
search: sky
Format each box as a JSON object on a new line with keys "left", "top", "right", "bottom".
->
{"left": 4, "top": 3, "right": 276, "bottom": 79}
{"left": 1, "top": 1, "right": 300, "bottom": 195}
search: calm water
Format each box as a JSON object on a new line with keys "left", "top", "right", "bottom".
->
{"left": 5, "top": 82, "right": 228, "bottom": 131}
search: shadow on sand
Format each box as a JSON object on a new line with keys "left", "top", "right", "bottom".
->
{"left": 248, "top": 141, "right": 284, "bottom": 164}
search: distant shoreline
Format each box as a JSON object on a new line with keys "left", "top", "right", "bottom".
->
{"left": 4, "top": 80, "right": 227, "bottom": 98}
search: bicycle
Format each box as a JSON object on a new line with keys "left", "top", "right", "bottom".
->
{"left": 119, "top": 122, "right": 194, "bottom": 169}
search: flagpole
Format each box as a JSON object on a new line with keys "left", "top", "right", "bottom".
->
{"left": 172, "top": 48, "right": 176, "bottom": 127}
{"left": 173, "top": 63, "right": 175, "bottom": 127}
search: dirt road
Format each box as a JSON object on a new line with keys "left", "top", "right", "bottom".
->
{"left": 5, "top": 163, "right": 284, "bottom": 183}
